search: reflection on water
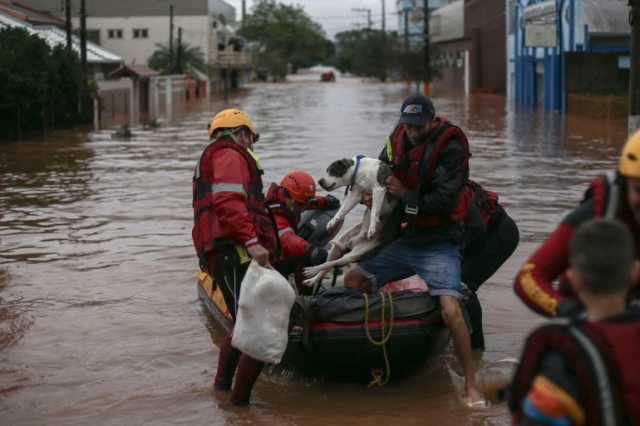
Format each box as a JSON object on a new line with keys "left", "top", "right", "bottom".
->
{"left": 0, "top": 73, "right": 626, "bottom": 425}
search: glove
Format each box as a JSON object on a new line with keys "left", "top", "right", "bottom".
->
{"left": 304, "top": 245, "right": 328, "bottom": 266}
{"left": 324, "top": 194, "right": 340, "bottom": 210}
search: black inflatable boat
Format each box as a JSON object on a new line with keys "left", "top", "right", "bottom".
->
{"left": 197, "top": 209, "right": 462, "bottom": 381}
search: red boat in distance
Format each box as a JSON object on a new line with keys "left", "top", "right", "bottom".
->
{"left": 320, "top": 70, "right": 336, "bottom": 82}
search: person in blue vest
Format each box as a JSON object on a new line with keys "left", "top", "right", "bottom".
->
{"left": 344, "top": 94, "right": 484, "bottom": 406}
{"left": 509, "top": 219, "right": 640, "bottom": 425}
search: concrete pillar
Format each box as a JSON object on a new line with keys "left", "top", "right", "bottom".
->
{"left": 129, "top": 78, "right": 135, "bottom": 126}
{"left": 93, "top": 97, "right": 100, "bottom": 130}
{"left": 166, "top": 77, "right": 173, "bottom": 120}
{"left": 464, "top": 50, "right": 470, "bottom": 95}
{"left": 152, "top": 78, "right": 159, "bottom": 119}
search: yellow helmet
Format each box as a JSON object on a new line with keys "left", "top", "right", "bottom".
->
{"left": 619, "top": 130, "right": 640, "bottom": 178}
{"left": 208, "top": 108, "right": 257, "bottom": 139}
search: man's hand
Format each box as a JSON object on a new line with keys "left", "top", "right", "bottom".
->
{"left": 247, "top": 243, "right": 270, "bottom": 267}
{"left": 324, "top": 194, "right": 340, "bottom": 210}
{"left": 385, "top": 175, "right": 408, "bottom": 199}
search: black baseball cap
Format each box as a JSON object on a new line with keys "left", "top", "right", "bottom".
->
{"left": 399, "top": 94, "right": 435, "bottom": 126}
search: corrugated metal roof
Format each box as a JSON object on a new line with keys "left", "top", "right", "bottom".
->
{"left": 582, "top": 0, "right": 629, "bottom": 36}
{"left": 0, "top": 11, "right": 123, "bottom": 63}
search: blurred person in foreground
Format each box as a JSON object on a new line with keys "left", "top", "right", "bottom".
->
{"left": 509, "top": 219, "right": 640, "bottom": 425}
{"left": 514, "top": 131, "right": 640, "bottom": 317}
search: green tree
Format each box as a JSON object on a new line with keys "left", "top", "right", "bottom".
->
{"left": 332, "top": 29, "right": 440, "bottom": 83}
{"left": 0, "top": 27, "right": 89, "bottom": 140}
{"left": 239, "top": 0, "right": 334, "bottom": 79}
{"left": 148, "top": 41, "right": 206, "bottom": 75}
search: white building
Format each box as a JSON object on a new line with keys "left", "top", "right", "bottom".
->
{"left": 27, "top": 0, "right": 250, "bottom": 90}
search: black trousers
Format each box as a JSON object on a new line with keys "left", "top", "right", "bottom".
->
{"left": 206, "top": 247, "right": 249, "bottom": 320}
{"left": 462, "top": 207, "right": 519, "bottom": 349}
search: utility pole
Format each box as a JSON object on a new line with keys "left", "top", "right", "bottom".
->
{"left": 423, "top": 0, "right": 431, "bottom": 96}
{"left": 404, "top": 10, "right": 409, "bottom": 52}
{"left": 80, "top": 0, "right": 87, "bottom": 73}
{"left": 79, "top": 0, "right": 88, "bottom": 118}
{"left": 242, "top": 0, "right": 246, "bottom": 25}
{"left": 630, "top": 0, "right": 640, "bottom": 134}
{"left": 65, "top": 0, "right": 72, "bottom": 58}
{"left": 169, "top": 4, "right": 174, "bottom": 74}
{"left": 176, "top": 27, "right": 183, "bottom": 74}
{"left": 381, "top": 0, "right": 387, "bottom": 81}
{"left": 352, "top": 8, "right": 372, "bottom": 30}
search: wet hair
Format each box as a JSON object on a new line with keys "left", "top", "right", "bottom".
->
{"left": 569, "top": 219, "right": 635, "bottom": 294}
{"left": 327, "top": 158, "right": 354, "bottom": 178}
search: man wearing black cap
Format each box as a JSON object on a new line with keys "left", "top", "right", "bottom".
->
{"left": 344, "top": 94, "right": 483, "bottom": 405}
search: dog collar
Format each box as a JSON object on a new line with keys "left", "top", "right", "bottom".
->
{"left": 345, "top": 154, "right": 366, "bottom": 195}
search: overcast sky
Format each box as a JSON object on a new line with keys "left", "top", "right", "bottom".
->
{"left": 224, "top": 0, "right": 399, "bottom": 38}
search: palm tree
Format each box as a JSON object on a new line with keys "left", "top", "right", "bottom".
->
{"left": 148, "top": 41, "right": 206, "bottom": 75}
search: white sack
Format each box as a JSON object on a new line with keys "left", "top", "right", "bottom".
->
{"left": 231, "top": 260, "right": 296, "bottom": 364}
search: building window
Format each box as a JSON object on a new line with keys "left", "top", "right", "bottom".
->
{"left": 87, "top": 29, "right": 101, "bottom": 45}
{"left": 133, "top": 28, "right": 149, "bottom": 39}
{"left": 107, "top": 29, "right": 123, "bottom": 39}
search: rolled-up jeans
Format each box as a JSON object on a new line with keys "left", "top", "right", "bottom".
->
{"left": 353, "top": 237, "right": 463, "bottom": 298}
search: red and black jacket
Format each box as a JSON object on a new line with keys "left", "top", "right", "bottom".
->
{"left": 514, "top": 173, "right": 640, "bottom": 316}
{"left": 265, "top": 183, "right": 332, "bottom": 260}
{"left": 381, "top": 117, "right": 472, "bottom": 238}
{"left": 510, "top": 309, "right": 640, "bottom": 426}
{"left": 192, "top": 138, "right": 277, "bottom": 261}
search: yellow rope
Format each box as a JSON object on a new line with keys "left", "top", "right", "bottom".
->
{"left": 363, "top": 291, "right": 394, "bottom": 387}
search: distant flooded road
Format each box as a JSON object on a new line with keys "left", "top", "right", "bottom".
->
{"left": 0, "top": 73, "right": 628, "bottom": 425}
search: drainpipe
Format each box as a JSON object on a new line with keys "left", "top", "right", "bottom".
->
{"left": 515, "top": 0, "right": 523, "bottom": 107}
{"left": 556, "top": 0, "right": 566, "bottom": 112}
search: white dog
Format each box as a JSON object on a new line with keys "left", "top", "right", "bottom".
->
{"left": 302, "top": 156, "right": 397, "bottom": 288}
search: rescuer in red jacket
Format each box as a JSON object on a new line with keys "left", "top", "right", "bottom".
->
{"left": 510, "top": 219, "right": 640, "bottom": 426}
{"left": 266, "top": 170, "right": 339, "bottom": 289}
{"left": 192, "top": 108, "right": 275, "bottom": 405}
{"left": 514, "top": 131, "right": 640, "bottom": 317}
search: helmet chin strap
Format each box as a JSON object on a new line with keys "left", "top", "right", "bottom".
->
{"left": 215, "top": 128, "right": 246, "bottom": 147}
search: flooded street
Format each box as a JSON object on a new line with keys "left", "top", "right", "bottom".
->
{"left": 0, "top": 74, "right": 628, "bottom": 425}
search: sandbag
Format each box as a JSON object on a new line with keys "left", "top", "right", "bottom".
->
{"left": 231, "top": 260, "right": 296, "bottom": 364}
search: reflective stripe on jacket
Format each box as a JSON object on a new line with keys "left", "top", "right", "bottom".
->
{"left": 192, "top": 138, "right": 277, "bottom": 260}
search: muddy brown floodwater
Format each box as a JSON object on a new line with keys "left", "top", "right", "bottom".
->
{"left": 0, "top": 72, "right": 628, "bottom": 425}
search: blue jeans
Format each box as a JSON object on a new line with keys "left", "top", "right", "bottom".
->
{"left": 354, "top": 237, "right": 463, "bottom": 298}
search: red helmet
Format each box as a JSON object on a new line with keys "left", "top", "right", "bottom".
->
{"left": 280, "top": 170, "right": 316, "bottom": 204}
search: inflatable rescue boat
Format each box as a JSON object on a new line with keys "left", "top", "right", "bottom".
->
{"left": 197, "top": 209, "right": 466, "bottom": 381}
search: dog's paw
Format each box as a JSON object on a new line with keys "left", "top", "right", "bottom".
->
{"left": 302, "top": 277, "right": 319, "bottom": 287}
{"left": 366, "top": 227, "right": 377, "bottom": 239}
{"left": 303, "top": 266, "right": 321, "bottom": 278}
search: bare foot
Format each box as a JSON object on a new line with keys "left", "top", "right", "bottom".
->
{"left": 466, "top": 384, "right": 486, "bottom": 408}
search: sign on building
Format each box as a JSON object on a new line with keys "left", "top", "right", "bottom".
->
{"left": 523, "top": 0, "right": 557, "bottom": 48}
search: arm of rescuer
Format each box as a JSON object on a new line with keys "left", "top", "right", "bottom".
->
{"left": 274, "top": 214, "right": 327, "bottom": 265}
{"left": 513, "top": 200, "right": 595, "bottom": 317}
{"left": 303, "top": 194, "right": 340, "bottom": 211}
{"left": 380, "top": 139, "right": 467, "bottom": 216}
{"left": 515, "top": 351, "right": 584, "bottom": 426}
{"left": 210, "top": 147, "right": 270, "bottom": 265}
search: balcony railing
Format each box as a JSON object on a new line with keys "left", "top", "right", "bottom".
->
{"left": 211, "top": 51, "right": 251, "bottom": 68}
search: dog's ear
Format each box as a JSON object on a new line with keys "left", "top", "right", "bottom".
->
{"left": 327, "top": 158, "right": 355, "bottom": 178}
{"left": 377, "top": 163, "right": 393, "bottom": 186}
